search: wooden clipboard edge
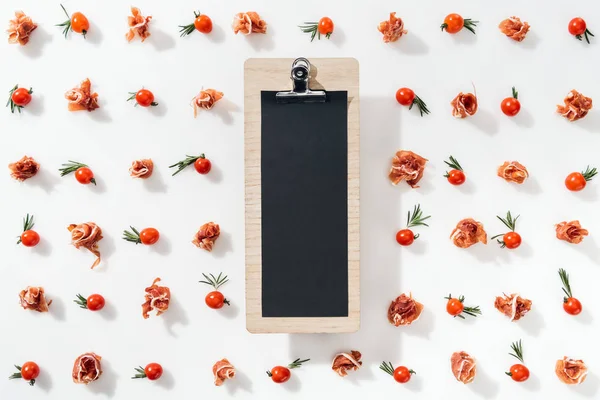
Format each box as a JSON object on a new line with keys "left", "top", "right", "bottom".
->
{"left": 244, "top": 58, "right": 360, "bottom": 334}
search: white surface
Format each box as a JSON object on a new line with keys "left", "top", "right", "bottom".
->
{"left": 2, "top": 0, "right": 600, "bottom": 399}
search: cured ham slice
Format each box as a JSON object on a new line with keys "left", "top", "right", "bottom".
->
{"left": 555, "top": 357, "right": 587, "bottom": 385}
{"left": 332, "top": 351, "right": 362, "bottom": 377}
{"left": 232, "top": 12, "right": 267, "bottom": 35}
{"left": 129, "top": 159, "right": 154, "bottom": 179}
{"left": 8, "top": 11, "right": 37, "bottom": 45}
{"left": 556, "top": 220, "right": 588, "bottom": 244}
{"left": 212, "top": 359, "right": 235, "bottom": 386}
{"left": 498, "top": 17, "right": 530, "bottom": 41}
{"left": 68, "top": 222, "right": 103, "bottom": 269}
{"left": 557, "top": 90, "right": 592, "bottom": 121}
{"left": 494, "top": 293, "right": 532, "bottom": 321}
{"left": 497, "top": 161, "right": 529, "bottom": 184}
{"left": 191, "top": 89, "right": 224, "bottom": 117}
{"left": 126, "top": 7, "right": 152, "bottom": 42}
{"left": 65, "top": 78, "right": 99, "bottom": 112}
{"left": 72, "top": 353, "right": 102, "bottom": 384}
{"left": 377, "top": 12, "right": 407, "bottom": 43}
{"left": 388, "top": 150, "right": 427, "bottom": 188}
{"left": 19, "top": 286, "right": 52, "bottom": 312}
{"left": 142, "top": 277, "right": 170, "bottom": 319}
{"left": 9, "top": 155, "right": 39, "bottom": 181}
{"left": 388, "top": 293, "right": 423, "bottom": 326}
{"left": 450, "top": 218, "right": 487, "bottom": 248}
{"left": 451, "top": 351, "right": 476, "bottom": 384}
{"left": 451, "top": 92, "right": 478, "bottom": 118}
{"left": 192, "top": 222, "right": 221, "bottom": 251}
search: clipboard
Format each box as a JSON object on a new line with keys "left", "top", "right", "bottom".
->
{"left": 244, "top": 58, "right": 359, "bottom": 333}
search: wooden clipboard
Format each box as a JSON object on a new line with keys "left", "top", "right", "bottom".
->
{"left": 244, "top": 58, "right": 359, "bottom": 333}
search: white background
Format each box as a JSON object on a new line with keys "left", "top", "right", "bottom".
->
{"left": 1, "top": 0, "right": 600, "bottom": 399}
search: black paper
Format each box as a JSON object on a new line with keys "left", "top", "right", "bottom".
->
{"left": 261, "top": 91, "right": 349, "bottom": 318}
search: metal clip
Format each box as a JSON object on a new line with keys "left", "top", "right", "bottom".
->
{"left": 276, "top": 58, "right": 326, "bottom": 103}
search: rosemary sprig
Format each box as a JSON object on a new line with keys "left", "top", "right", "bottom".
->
{"left": 6, "top": 85, "right": 33, "bottom": 114}
{"left": 508, "top": 340, "right": 525, "bottom": 364}
{"left": 581, "top": 166, "right": 597, "bottom": 181}
{"left": 490, "top": 211, "right": 519, "bottom": 247}
{"left": 379, "top": 361, "right": 395, "bottom": 376}
{"left": 443, "top": 156, "right": 463, "bottom": 177}
{"left": 9, "top": 365, "right": 35, "bottom": 386}
{"left": 288, "top": 358, "right": 310, "bottom": 369}
{"left": 512, "top": 87, "right": 518, "bottom": 100}
{"left": 16, "top": 214, "right": 35, "bottom": 244}
{"left": 169, "top": 154, "right": 204, "bottom": 176}
{"left": 409, "top": 94, "right": 430, "bottom": 116}
{"left": 56, "top": 4, "right": 74, "bottom": 39}
{"left": 444, "top": 294, "right": 481, "bottom": 318}
{"left": 73, "top": 294, "right": 88, "bottom": 309}
{"left": 199, "top": 272, "right": 229, "bottom": 290}
{"left": 559, "top": 268, "right": 574, "bottom": 300}
{"left": 58, "top": 160, "right": 95, "bottom": 182}
{"left": 179, "top": 11, "right": 201, "bottom": 37}
{"left": 576, "top": 28, "right": 595, "bottom": 44}
{"left": 123, "top": 226, "right": 142, "bottom": 244}
{"left": 131, "top": 366, "right": 147, "bottom": 379}
{"left": 462, "top": 19, "right": 479, "bottom": 34}
{"left": 298, "top": 22, "right": 331, "bottom": 42}
{"left": 406, "top": 204, "right": 431, "bottom": 230}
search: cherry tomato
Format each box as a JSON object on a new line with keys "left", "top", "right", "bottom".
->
{"left": 395, "top": 88, "right": 415, "bottom": 106}
{"left": 21, "top": 362, "right": 40, "bottom": 381}
{"left": 194, "top": 14, "right": 213, "bottom": 34}
{"left": 508, "top": 364, "right": 530, "bottom": 382}
{"left": 21, "top": 230, "right": 40, "bottom": 247}
{"left": 144, "top": 363, "right": 163, "bottom": 381}
{"left": 393, "top": 366, "right": 413, "bottom": 383}
{"left": 71, "top": 12, "right": 89, "bottom": 35}
{"left": 446, "top": 298, "right": 464, "bottom": 316}
{"left": 395, "top": 229, "right": 414, "bottom": 246}
{"left": 565, "top": 172, "right": 587, "bottom": 191}
{"left": 12, "top": 88, "right": 32, "bottom": 107}
{"left": 269, "top": 366, "right": 291, "bottom": 383}
{"left": 194, "top": 157, "right": 211, "bottom": 174}
{"left": 564, "top": 297, "right": 582, "bottom": 315}
{"left": 503, "top": 232, "right": 522, "bottom": 249}
{"left": 140, "top": 228, "right": 160, "bottom": 245}
{"left": 75, "top": 167, "right": 95, "bottom": 185}
{"left": 447, "top": 170, "right": 466, "bottom": 185}
{"left": 443, "top": 14, "right": 464, "bottom": 34}
{"left": 569, "top": 18, "right": 587, "bottom": 36}
{"left": 206, "top": 291, "right": 226, "bottom": 309}
{"left": 86, "top": 294, "right": 105, "bottom": 311}
{"left": 501, "top": 97, "right": 521, "bottom": 117}
{"left": 318, "top": 17, "right": 334, "bottom": 35}
{"left": 135, "top": 89, "right": 155, "bottom": 108}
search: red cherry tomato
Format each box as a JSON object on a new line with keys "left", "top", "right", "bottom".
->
{"left": 569, "top": 18, "right": 587, "bottom": 36}
{"left": 135, "top": 89, "right": 155, "bottom": 107}
{"left": 269, "top": 366, "right": 291, "bottom": 383}
{"left": 194, "top": 14, "right": 212, "bottom": 33}
{"left": 443, "top": 14, "right": 464, "bottom": 34}
{"left": 564, "top": 297, "right": 582, "bottom": 315}
{"left": 395, "top": 88, "right": 415, "bottom": 106}
{"left": 75, "top": 167, "right": 95, "bottom": 185}
{"left": 395, "top": 229, "right": 415, "bottom": 246}
{"left": 21, "top": 230, "right": 40, "bottom": 247}
{"left": 86, "top": 294, "right": 105, "bottom": 311}
{"left": 446, "top": 298, "right": 464, "bottom": 316}
{"left": 501, "top": 98, "right": 521, "bottom": 117}
{"left": 144, "top": 363, "right": 163, "bottom": 381}
{"left": 318, "top": 17, "right": 334, "bottom": 35}
{"left": 71, "top": 12, "right": 89, "bottom": 35}
{"left": 140, "top": 228, "right": 160, "bottom": 245}
{"left": 206, "top": 291, "right": 226, "bottom": 309}
{"left": 20, "top": 362, "right": 40, "bottom": 382}
{"left": 194, "top": 157, "right": 211, "bottom": 174}
{"left": 503, "top": 232, "right": 522, "bottom": 249}
{"left": 447, "top": 170, "right": 466, "bottom": 185}
{"left": 393, "top": 366, "right": 413, "bottom": 383}
{"left": 12, "top": 88, "right": 32, "bottom": 107}
{"left": 508, "top": 364, "right": 530, "bottom": 382}
{"left": 565, "top": 172, "right": 587, "bottom": 191}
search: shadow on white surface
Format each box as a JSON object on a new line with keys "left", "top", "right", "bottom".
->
{"left": 519, "top": 29, "right": 540, "bottom": 50}
{"left": 514, "top": 176, "right": 542, "bottom": 195}
{"left": 213, "top": 98, "right": 240, "bottom": 125}
{"left": 406, "top": 373, "right": 424, "bottom": 392}
{"left": 518, "top": 309, "right": 545, "bottom": 336}
{"left": 415, "top": 171, "right": 435, "bottom": 195}
{"left": 208, "top": 24, "right": 226, "bottom": 44}
{"left": 569, "top": 236, "right": 600, "bottom": 264}
{"left": 36, "top": 369, "right": 53, "bottom": 392}
{"left": 331, "top": 26, "right": 346, "bottom": 47}
{"left": 221, "top": 301, "right": 240, "bottom": 319}
{"left": 226, "top": 369, "right": 253, "bottom": 394}
{"left": 20, "top": 25, "right": 53, "bottom": 59}
{"left": 575, "top": 308, "right": 593, "bottom": 325}
{"left": 88, "top": 358, "right": 117, "bottom": 397}
{"left": 150, "top": 28, "right": 176, "bottom": 52}
{"left": 406, "top": 237, "right": 427, "bottom": 255}
{"left": 33, "top": 238, "right": 52, "bottom": 257}
{"left": 452, "top": 30, "right": 477, "bottom": 46}
{"left": 30, "top": 167, "right": 60, "bottom": 194}
{"left": 150, "top": 235, "right": 171, "bottom": 256}
{"left": 404, "top": 307, "right": 435, "bottom": 338}
{"left": 148, "top": 101, "right": 167, "bottom": 117}
{"left": 456, "top": 179, "right": 476, "bottom": 194}
{"left": 570, "top": 372, "right": 600, "bottom": 397}
{"left": 393, "top": 33, "right": 429, "bottom": 55}
{"left": 100, "top": 302, "right": 118, "bottom": 322}
{"left": 283, "top": 374, "right": 302, "bottom": 392}
{"left": 49, "top": 296, "right": 66, "bottom": 321}
{"left": 574, "top": 185, "right": 598, "bottom": 202}
{"left": 206, "top": 163, "right": 223, "bottom": 184}
{"left": 156, "top": 368, "right": 175, "bottom": 389}
{"left": 89, "top": 107, "right": 113, "bottom": 124}
{"left": 468, "top": 109, "right": 499, "bottom": 135}
{"left": 212, "top": 231, "right": 233, "bottom": 258}
{"left": 245, "top": 30, "right": 275, "bottom": 51}
{"left": 98, "top": 234, "right": 117, "bottom": 271}
{"left": 574, "top": 111, "right": 600, "bottom": 133}
{"left": 513, "top": 108, "right": 534, "bottom": 128}
{"left": 162, "top": 297, "right": 189, "bottom": 337}
{"left": 345, "top": 364, "right": 375, "bottom": 385}
{"left": 27, "top": 93, "right": 45, "bottom": 116}
{"left": 522, "top": 373, "right": 541, "bottom": 391}
{"left": 465, "top": 242, "right": 502, "bottom": 265}
{"left": 143, "top": 167, "right": 167, "bottom": 193}
{"left": 513, "top": 241, "right": 533, "bottom": 259}
{"left": 85, "top": 23, "right": 103, "bottom": 46}
{"left": 469, "top": 366, "right": 499, "bottom": 398}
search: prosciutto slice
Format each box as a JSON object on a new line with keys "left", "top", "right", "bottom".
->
{"left": 555, "top": 357, "right": 587, "bottom": 385}
{"left": 9, "top": 155, "right": 39, "bottom": 181}
{"left": 498, "top": 17, "right": 530, "bottom": 41}
{"left": 332, "top": 351, "right": 362, "bottom": 377}
{"left": 212, "top": 359, "right": 235, "bottom": 386}
{"left": 232, "top": 12, "right": 267, "bottom": 35}
{"left": 65, "top": 78, "right": 99, "bottom": 112}
{"left": 126, "top": 7, "right": 152, "bottom": 42}
{"left": 494, "top": 293, "right": 532, "bottom": 321}
{"left": 191, "top": 89, "right": 224, "bottom": 117}
{"left": 19, "top": 286, "right": 52, "bottom": 312}
{"left": 72, "top": 353, "right": 102, "bottom": 384}
{"left": 388, "top": 293, "right": 423, "bottom": 326}
{"left": 557, "top": 90, "right": 592, "bottom": 122}
{"left": 451, "top": 351, "right": 476, "bottom": 384}
{"left": 497, "top": 161, "right": 529, "bottom": 184}
{"left": 129, "top": 159, "right": 154, "bottom": 179}
{"left": 142, "top": 277, "right": 170, "bottom": 319}
{"left": 68, "top": 222, "right": 103, "bottom": 269}
{"left": 556, "top": 220, "right": 588, "bottom": 244}
{"left": 450, "top": 218, "right": 487, "bottom": 248}
{"left": 388, "top": 150, "right": 427, "bottom": 188}
{"left": 8, "top": 11, "right": 37, "bottom": 45}
{"left": 451, "top": 92, "right": 478, "bottom": 118}
{"left": 192, "top": 222, "right": 221, "bottom": 251}
{"left": 377, "top": 12, "right": 407, "bottom": 43}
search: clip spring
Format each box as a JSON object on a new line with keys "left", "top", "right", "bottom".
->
{"left": 276, "top": 58, "right": 326, "bottom": 103}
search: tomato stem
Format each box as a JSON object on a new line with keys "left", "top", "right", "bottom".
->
{"left": 266, "top": 370, "right": 273, "bottom": 377}
{"left": 512, "top": 87, "right": 518, "bottom": 99}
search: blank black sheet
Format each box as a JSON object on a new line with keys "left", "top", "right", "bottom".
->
{"left": 261, "top": 90, "right": 348, "bottom": 318}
